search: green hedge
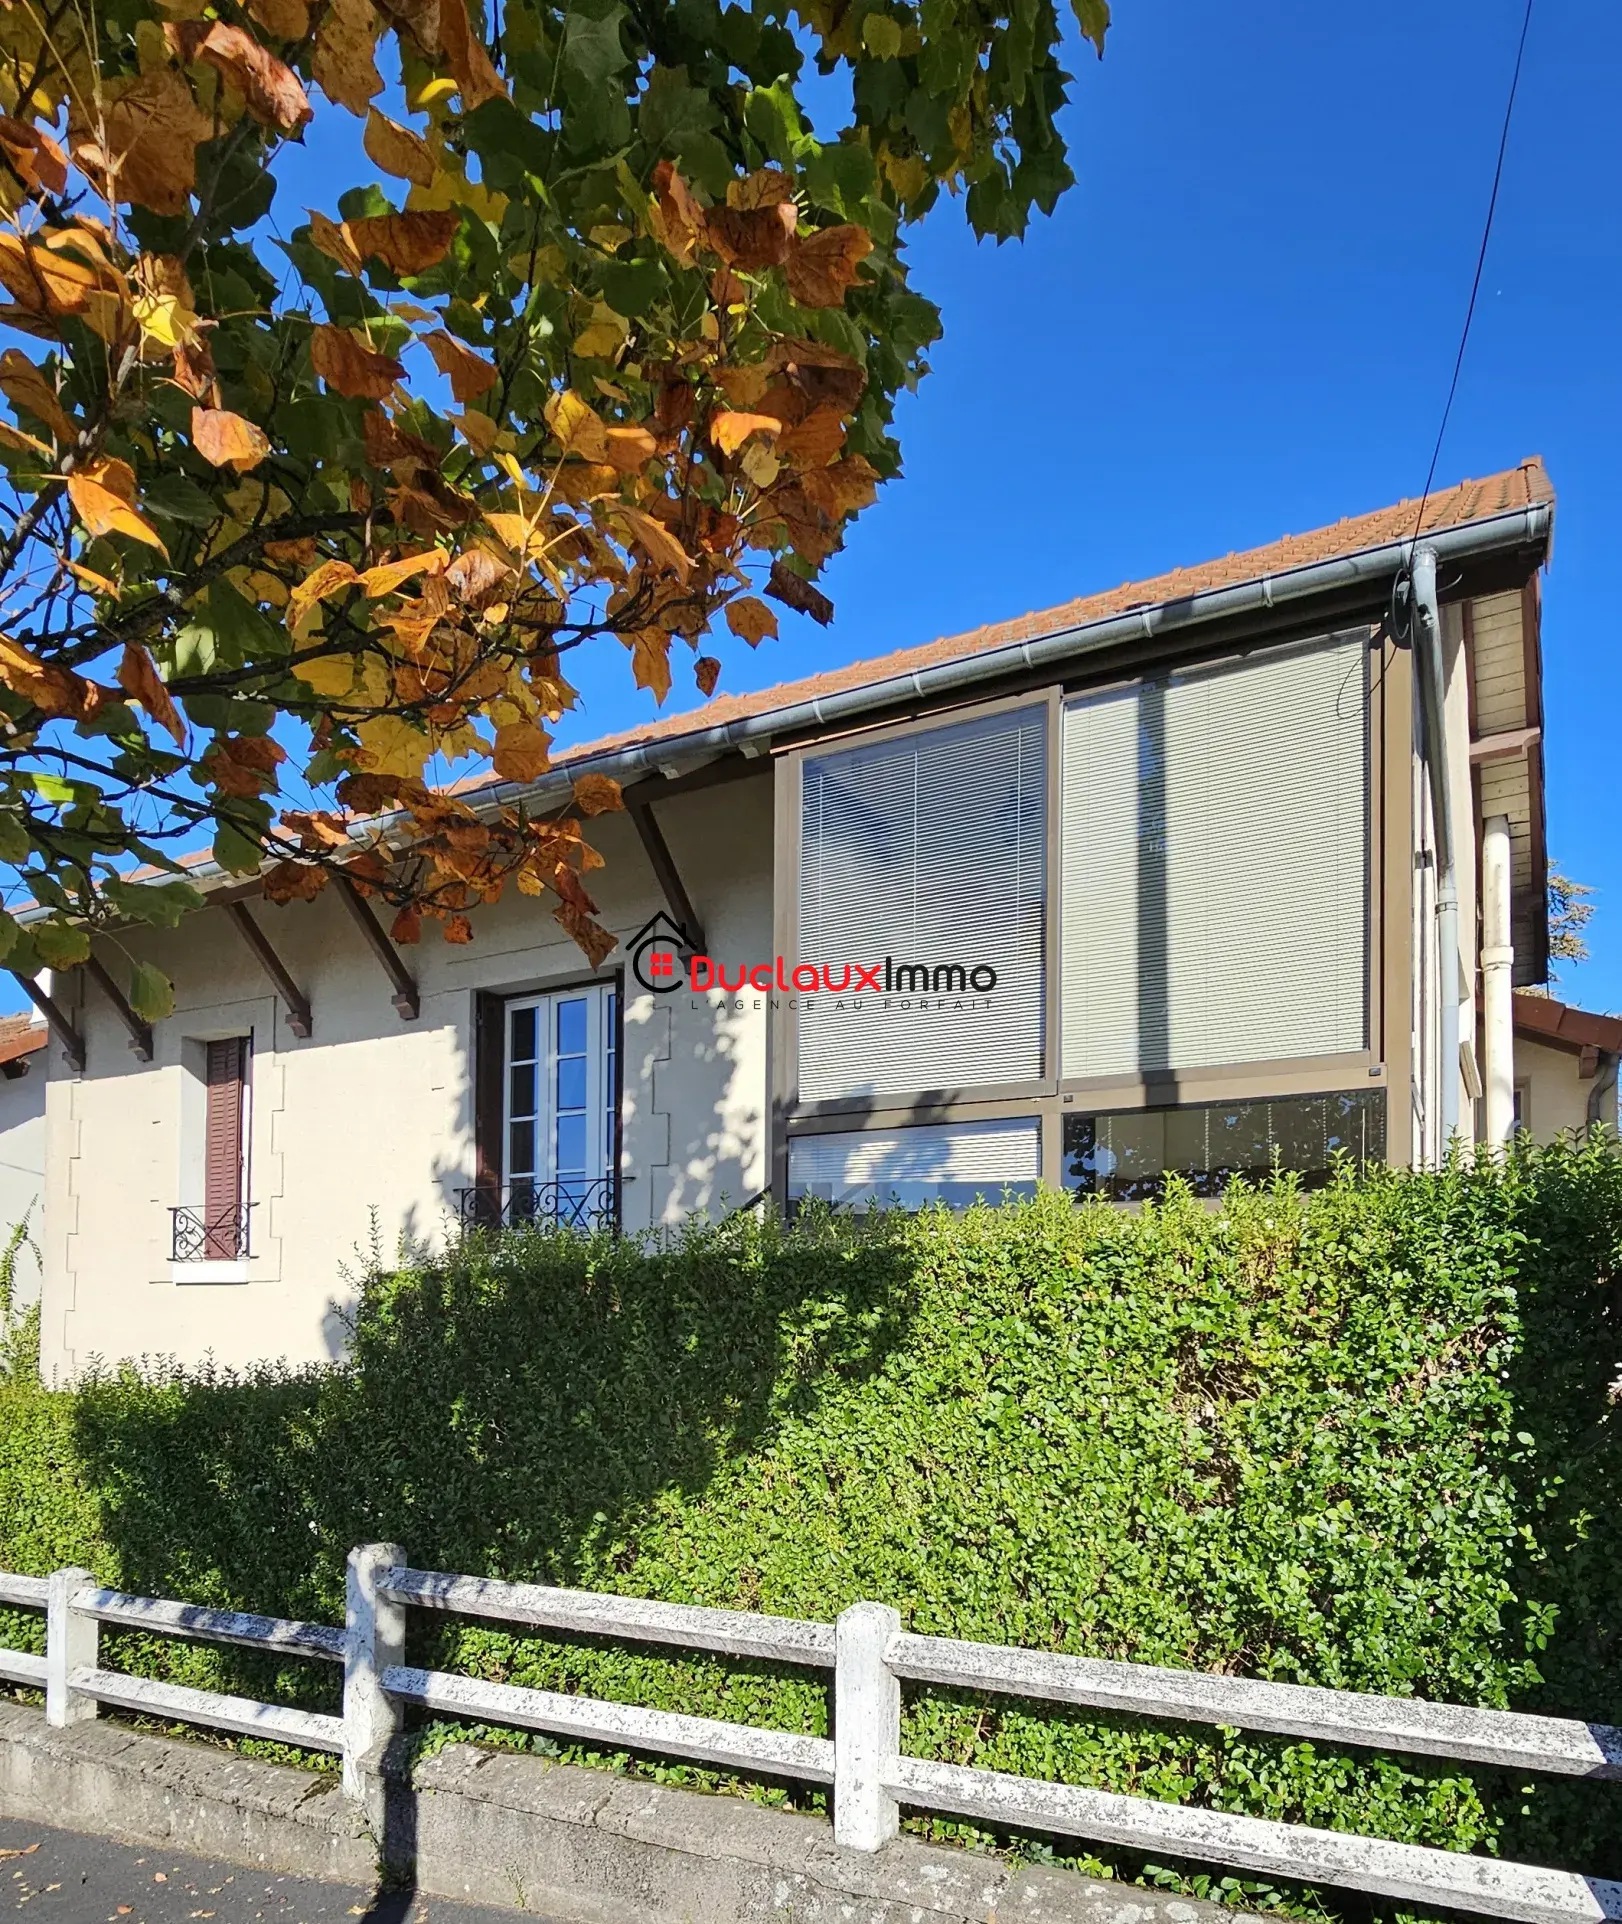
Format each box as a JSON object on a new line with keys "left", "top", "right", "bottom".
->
{"left": 3, "top": 1142, "right": 1620, "bottom": 1914}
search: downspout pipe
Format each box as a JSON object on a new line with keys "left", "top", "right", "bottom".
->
{"left": 1408, "top": 544, "right": 1460, "bottom": 1154}
{"left": 1481, "top": 814, "right": 1515, "bottom": 1147}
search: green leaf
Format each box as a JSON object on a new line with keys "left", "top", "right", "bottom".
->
{"left": 1070, "top": 0, "right": 1109, "bottom": 55}
{"left": 102, "top": 876, "right": 204, "bottom": 929}
{"left": 31, "top": 920, "right": 89, "bottom": 968}
{"left": 142, "top": 474, "right": 219, "bottom": 527}
{"left": 213, "top": 822, "right": 264, "bottom": 875}
{"left": 126, "top": 961, "right": 176, "bottom": 1024}
{"left": 561, "top": 1, "right": 630, "bottom": 100}
{"left": 637, "top": 65, "right": 717, "bottom": 150}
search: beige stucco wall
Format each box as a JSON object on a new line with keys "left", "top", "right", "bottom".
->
{"left": 1514, "top": 1034, "right": 1614, "bottom": 1145}
{"left": 38, "top": 772, "right": 774, "bottom": 1381}
{"left": 0, "top": 1042, "right": 46, "bottom": 1313}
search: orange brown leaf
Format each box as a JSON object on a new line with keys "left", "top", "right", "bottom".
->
{"left": 424, "top": 330, "right": 498, "bottom": 401}
{"left": 346, "top": 211, "right": 461, "bottom": 277}
{"left": 191, "top": 406, "right": 271, "bottom": 473}
{"left": 117, "top": 644, "right": 186, "bottom": 746}
{"left": 311, "top": 325, "right": 406, "bottom": 399}
{"left": 785, "top": 224, "right": 874, "bottom": 307}
{"left": 571, "top": 772, "right": 623, "bottom": 816}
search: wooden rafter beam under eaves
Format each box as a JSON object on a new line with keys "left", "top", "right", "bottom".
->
{"left": 336, "top": 874, "right": 419, "bottom": 1021}
{"left": 228, "top": 902, "right": 313, "bottom": 1038}
{"left": 8, "top": 972, "right": 84, "bottom": 1072}
{"left": 85, "top": 954, "right": 153, "bottom": 1061}
{"left": 627, "top": 798, "right": 706, "bottom": 954}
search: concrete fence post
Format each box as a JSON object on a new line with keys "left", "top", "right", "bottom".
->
{"left": 834, "top": 1600, "right": 901, "bottom": 1852}
{"left": 45, "top": 1567, "right": 97, "bottom": 1728}
{"left": 343, "top": 1542, "right": 406, "bottom": 1823}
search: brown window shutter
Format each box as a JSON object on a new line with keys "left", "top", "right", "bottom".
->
{"left": 473, "top": 993, "right": 505, "bottom": 1216}
{"left": 204, "top": 1037, "right": 246, "bottom": 1257}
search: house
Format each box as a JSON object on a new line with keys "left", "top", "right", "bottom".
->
{"left": 14, "top": 460, "right": 1560, "bottom": 1378}
{"left": 1511, "top": 991, "right": 1621, "bottom": 1140}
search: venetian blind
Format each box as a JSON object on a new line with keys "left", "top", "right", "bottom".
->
{"left": 788, "top": 1117, "right": 1041, "bottom": 1204}
{"left": 797, "top": 706, "right": 1047, "bottom": 1101}
{"left": 1060, "top": 632, "right": 1368, "bottom": 1080}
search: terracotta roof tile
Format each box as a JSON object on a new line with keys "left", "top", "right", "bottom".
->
{"left": 0, "top": 1013, "right": 46, "bottom": 1067}
{"left": 1513, "top": 990, "right": 1622, "bottom": 1055}
{"left": 541, "top": 457, "right": 1553, "bottom": 771}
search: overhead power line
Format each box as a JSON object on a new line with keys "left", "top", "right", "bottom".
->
{"left": 1408, "top": 0, "right": 1536, "bottom": 555}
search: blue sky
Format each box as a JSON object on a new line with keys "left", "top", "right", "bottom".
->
{"left": 551, "top": 0, "right": 1620, "bottom": 1007}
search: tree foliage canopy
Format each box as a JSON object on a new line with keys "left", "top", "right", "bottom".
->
{"left": 0, "top": 0, "right": 1106, "bottom": 1010}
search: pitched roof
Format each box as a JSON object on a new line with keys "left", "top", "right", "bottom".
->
{"left": 1513, "top": 990, "right": 1622, "bottom": 1056}
{"left": 542, "top": 457, "right": 1555, "bottom": 771}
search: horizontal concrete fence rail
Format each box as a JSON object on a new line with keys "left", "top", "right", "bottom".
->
{"left": 2, "top": 1549, "right": 1619, "bottom": 1924}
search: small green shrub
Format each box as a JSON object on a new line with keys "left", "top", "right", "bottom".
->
{"left": 1, "top": 1142, "right": 1619, "bottom": 1916}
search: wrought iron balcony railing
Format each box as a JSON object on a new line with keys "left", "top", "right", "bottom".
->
{"left": 457, "top": 1177, "right": 618, "bottom": 1234}
{"left": 170, "top": 1205, "right": 253, "bottom": 1262}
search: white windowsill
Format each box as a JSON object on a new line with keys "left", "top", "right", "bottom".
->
{"left": 169, "top": 1260, "right": 253, "bottom": 1286}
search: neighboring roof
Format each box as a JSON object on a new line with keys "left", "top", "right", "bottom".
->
{"left": 0, "top": 1014, "right": 47, "bottom": 1068}
{"left": 1513, "top": 990, "right": 1622, "bottom": 1057}
{"left": 533, "top": 456, "right": 1556, "bottom": 775}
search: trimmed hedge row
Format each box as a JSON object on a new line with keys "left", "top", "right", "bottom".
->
{"left": 3, "top": 1142, "right": 1620, "bottom": 1913}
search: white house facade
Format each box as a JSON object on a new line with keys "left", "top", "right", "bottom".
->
{"left": 15, "top": 460, "right": 1559, "bottom": 1377}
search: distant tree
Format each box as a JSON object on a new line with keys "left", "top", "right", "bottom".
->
{"left": 1548, "top": 865, "right": 1595, "bottom": 976}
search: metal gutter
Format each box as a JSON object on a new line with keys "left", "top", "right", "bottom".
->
{"left": 52, "top": 501, "right": 1551, "bottom": 912}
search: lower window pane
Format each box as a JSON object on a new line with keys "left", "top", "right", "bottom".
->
{"left": 788, "top": 1118, "right": 1040, "bottom": 1210}
{"left": 1063, "top": 1090, "right": 1385, "bottom": 1202}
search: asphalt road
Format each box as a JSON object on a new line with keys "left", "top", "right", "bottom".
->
{"left": 1, "top": 1818, "right": 562, "bottom": 1924}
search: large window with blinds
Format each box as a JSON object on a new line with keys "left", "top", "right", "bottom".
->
{"left": 795, "top": 703, "right": 1047, "bottom": 1102}
{"left": 780, "top": 629, "right": 1378, "bottom": 1207}
{"left": 1060, "top": 632, "right": 1368, "bottom": 1080}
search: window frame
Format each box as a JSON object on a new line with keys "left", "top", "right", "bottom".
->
{"left": 473, "top": 969, "right": 624, "bottom": 1218}
{"left": 770, "top": 625, "right": 1395, "bottom": 1201}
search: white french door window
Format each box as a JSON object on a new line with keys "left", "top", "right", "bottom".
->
{"left": 503, "top": 983, "right": 618, "bottom": 1216}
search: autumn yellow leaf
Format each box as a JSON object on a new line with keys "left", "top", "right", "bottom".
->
{"left": 314, "top": 0, "right": 383, "bottom": 113}
{"left": 71, "top": 71, "right": 212, "bottom": 217}
{"left": 491, "top": 721, "right": 552, "bottom": 782}
{"left": 544, "top": 389, "right": 608, "bottom": 463}
{"left": 424, "top": 330, "right": 498, "bottom": 402}
{"left": 0, "top": 633, "right": 97, "bottom": 719}
{"left": 364, "top": 107, "right": 436, "bottom": 187}
{"left": 191, "top": 407, "right": 271, "bottom": 473}
{"left": 630, "top": 630, "right": 673, "bottom": 704}
{"left": 361, "top": 551, "right": 446, "bottom": 597}
{"left": 711, "top": 410, "right": 781, "bottom": 457}
{"left": 357, "top": 713, "right": 432, "bottom": 778}
{"left": 248, "top": 0, "right": 310, "bottom": 38}
{"left": 571, "top": 772, "right": 623, "bottom": 816}
{"left": 613, "top": 507, "right": 690, "bottom": 582}
{"left": 725, "top": 596, "right": 779, "bottom": 646}
{"left": 0, "top": 421, "right": 48, "bottom": 457}
{"left": 308, "top": 210, "right": 364, "bottom": 277}
{"left": 455, "top": 409, "right": 500, "bottom": 455}
{"left": 0, "top": 235, "right": 110, "bottom": 319}
{"left": 288, "top": 558, "right": 360, "bottom": 630}
{"left": 67, "top": 460, "right": 167, "bottom": 555}
{"left": 0, "top": 349, "right": 74, "bottom": 442}
{"left": 117, "top": 643, "right": 186, "bottom": 746}
{"left": 573, "top": 301, "right": 629, "bottom": 360}
{"left": 603, "top": 425, "right": 657, "bottom": 473}
{"left": 695, "top": 655, "right": 721, "bottom": 696}
{"left": 66, "top": 559, "right": 120, "bottom": 598}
